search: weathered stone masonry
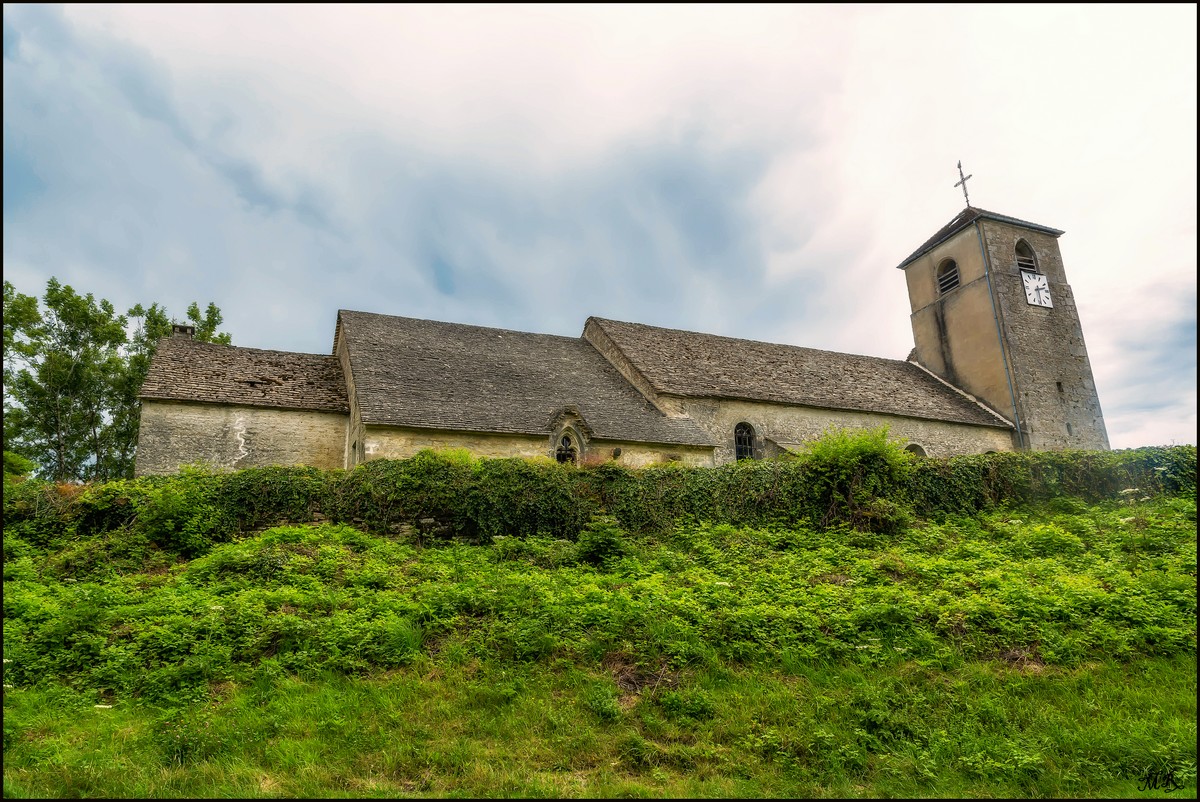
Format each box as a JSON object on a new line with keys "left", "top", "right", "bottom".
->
{"left": 136, "top": 401, "right": 347, "bottom": 474}
{"left": 899, "top": 207, "right": 1108, "bottom": 453}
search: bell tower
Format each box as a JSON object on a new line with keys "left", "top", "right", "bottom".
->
{"left": 896, "top": 206, "right": 1109, "bottom": 451}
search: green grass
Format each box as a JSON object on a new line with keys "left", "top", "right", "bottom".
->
{"left": 3, "top": 657, "right": 1195, "bottom": 797}
{"left": 3, "top": 494, "right": 1196, "bottom": 797}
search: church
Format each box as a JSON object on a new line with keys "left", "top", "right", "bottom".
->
{"left": 133, "top": 205, "right": 1110, "bottom": 476}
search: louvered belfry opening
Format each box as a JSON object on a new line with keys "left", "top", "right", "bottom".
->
{"left": 1016, "top": 239, "right": 1037, "bottom": 272}
{"left": 937, "top": 259, "right": 960, "bottom": 295}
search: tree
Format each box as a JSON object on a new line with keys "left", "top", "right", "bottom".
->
{"left": 2, "top": 278, "right": 230, "bottom": 481}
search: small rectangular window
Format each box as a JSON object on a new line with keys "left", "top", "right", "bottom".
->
{"left": 1056, "top": 382, "right": 1064, "bottom": 393}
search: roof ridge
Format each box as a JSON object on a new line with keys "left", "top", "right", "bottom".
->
{"left": 341, "top": 309, "right": 582, "bottom": 343}
{"left": 156, "top": 336, "right": 336, "bottom": 361}
{"left": 589, "top": 317, "right": 911, "bottom": 366}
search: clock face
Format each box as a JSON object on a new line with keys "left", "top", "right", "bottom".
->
{"left": 1021, "top": 271, "right": 1053, "bottom": 308}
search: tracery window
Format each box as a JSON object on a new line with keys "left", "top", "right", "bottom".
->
{"left": 734, "top": 422, "right": 756, "bottom": 461}
{"left": 555, "top": 434, "right": 578, "bottom": 464}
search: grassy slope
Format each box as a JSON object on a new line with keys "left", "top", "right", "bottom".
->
{"left": 3, "top": 495, "right": 1196, "bottom": 797}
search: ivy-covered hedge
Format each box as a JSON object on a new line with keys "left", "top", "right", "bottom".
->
{"left": 3, "top": 434, "right": 1194, "bottom": 559}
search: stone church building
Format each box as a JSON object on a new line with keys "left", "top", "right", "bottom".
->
{"left": 134, "top": 206, "right": 1110, "bottom": 475}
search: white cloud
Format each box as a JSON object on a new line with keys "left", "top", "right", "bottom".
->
{"left": 6, "top": 3, "right": 1196, "bottom": 447}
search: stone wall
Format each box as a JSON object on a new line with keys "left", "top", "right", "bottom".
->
{"left": 905, "top": 224, "right": 1015, "bottom": 421}
{"left": 671, "top": 396, "right": 1014, "bottom": 463}
{"left": 361, "top": 425, "right": 714, "bottom": 467}
{"left": 980, "top": 220, "right": 1110, "bottom": 451}
{"left": 135, "top": 400, "right": 348, "bottom": 475}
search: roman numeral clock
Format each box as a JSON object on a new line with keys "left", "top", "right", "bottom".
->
{"left": 1021, "top": 269, "right": 1053, "bottom": 308}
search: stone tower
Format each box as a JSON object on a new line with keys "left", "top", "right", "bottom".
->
{"left": 897, "top": 207, "right": 1109, "bottom": 451}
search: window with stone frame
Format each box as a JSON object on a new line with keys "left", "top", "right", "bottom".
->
{"left": 734, "top": 422, "right": 756, "bottom": 461}
{"left": 555, "top": 433, "right": 579, "bottom": 464}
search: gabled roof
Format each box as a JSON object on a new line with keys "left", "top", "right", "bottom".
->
{"left": 139, "top": 336, "right": 348, "bottom": 413}
{"left": 337, "top": 310, "right": 711, "bottom": 446}
{"left": 895, "top": 207, "right": 1065, "bottom": 270}
{"left": 586, "top": 317, "right": 1012, "bottom": 429}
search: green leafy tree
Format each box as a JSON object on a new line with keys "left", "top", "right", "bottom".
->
{"left": 2, "top": 278, "right": 230, "bottom": 481}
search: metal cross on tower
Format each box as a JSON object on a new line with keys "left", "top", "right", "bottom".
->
{"left": 954, "top": 161, "right": 973, "bottom": 207}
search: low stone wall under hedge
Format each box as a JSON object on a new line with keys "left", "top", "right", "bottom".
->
{"left": 3, "top": 440, "right": 1195, "bottom": 559}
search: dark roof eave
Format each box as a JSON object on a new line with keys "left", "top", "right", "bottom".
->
{"left": 360, "top": 418, "right": 714, "bottom": 447}
{"left": 139, "top": 395, "right": 349, "bottom": 415}
{"left": 661, "top": 391, "right": 1013, "bottom": 429}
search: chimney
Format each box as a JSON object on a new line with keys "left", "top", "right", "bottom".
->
{"left": 171, "top": 324, "right": 196, "bottom": 338}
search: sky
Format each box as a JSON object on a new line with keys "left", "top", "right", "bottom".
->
{"left": 3, "top": 3, "right": 1196, "bottom": 449}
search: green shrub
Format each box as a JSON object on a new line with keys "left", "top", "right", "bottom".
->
{"left": 2, "top": 478, "right": 79, "bottom": 549}
{"left": 1, "top": 441, "right": 1194, "bottom": 567}
{"left": 793, "top": 427, "right": 915, "bottom": 533}
{"left": 575, "top": 515, "right": 629, "bottom": 566}
{"left": 3, "top": 450, "right": 35, "bottom": 481}
{"left": 467, "top": 457, "right": 591, "bottom": 540}
{"left": 133, "top": 467, "right": 236, "bottom": 557}
{"left": 220, "top": 465, "right": 328, "bottom": 531}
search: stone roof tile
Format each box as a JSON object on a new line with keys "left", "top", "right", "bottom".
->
{"left": 338, "top": 311, "right": 712, "bottom": 446}
{"left": 139, "top": 336, "right": 348, "bottom": 413}
{"left": 587, "top": 317, "right": 1011, "bottom": 429}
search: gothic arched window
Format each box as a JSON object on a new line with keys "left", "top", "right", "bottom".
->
{"left": 1015, "top": 240, "right": 1037, "bottom": 272}
{"left": 936, "top": 259, "right": 960, "bottom": 295}
{"left": 555, "top": 434, "right": 578, "bottom": 464}
{"left": 734, "top": 422, "right": 756, "bottom": 461}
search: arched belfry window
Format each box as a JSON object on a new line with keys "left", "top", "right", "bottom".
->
{"left": 936, "top": 259, "right": 960, "bottom": 295}
{"left": 734, "top": 422, "right": 756, "bottom": 461}
{"left": 1015, "top": 240, "right": 1037, "bottom": 272}
{"left": 555, "top": 433, "right": 578, "bottom": 464}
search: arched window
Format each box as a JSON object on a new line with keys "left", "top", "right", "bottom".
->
{"left": 734, "top": 422, "right": 756, "bottom": 461}
{"left": 936, "top": 259, "right": 960, "bottom": 295}
{"left": 904, "top": 444, "right": 927, "bottom": 457}
{"left": 555, "top": 433, "right": 578, "bottom": 464}
{"left": 1015, "top": 240, "right": 1037, "bottom": 272}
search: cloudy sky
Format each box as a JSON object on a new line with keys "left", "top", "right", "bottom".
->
{"left": 4, "top": 4, "right": 1195, "bottom": 448}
